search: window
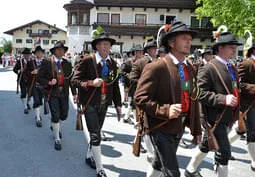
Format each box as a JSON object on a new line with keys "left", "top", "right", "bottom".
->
{"left": 16, "top": 39, "right": 22, "bottom": 43}
{"left": 165, "top": 16, "right": 176, "bottom": 24}
{"left": 43, "top": 30, "right": 49, "bottom": 34}
{"left": 201, "top": 17, "right": 213, "bottom": 28}
{"left": 43, "top": 40, "right": 49, "bottom": 45}
{"left": 71, "top": 13, "right": 77, "bottom": 25}
{"left": 97, "top": 13, "right": 109, "bottom": 24}
{"left": 135, "top": 14, "right": 146, "bottom": 25}
{"left": 51, "top": 30, "right": 58, "bottom": 34}
{"left": 26, "top": 29, "right": 32, "bottom": 34}
{"left": 38, "top": 29, "right": 44, "bottom": 34}
{"left": 191, "top": 16, "right": 200, "bottom": 28}
{"left": 83, "top": 13, "right": 88, "bottom": 24}
{"left": 26, "top": 39, "right": 33, "bottom": 43}
{"left": 111, "top": 14, "right": 120, "bottom": 24}
{"left": 51, "top": 40, "right": 57, "bottom": 44}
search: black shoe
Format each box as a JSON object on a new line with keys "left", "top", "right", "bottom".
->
{"left": 251, "top": 165, "right": 255, "bottom": 172}
{"left": 36, "top": 119, "right": 42, "bottom": 128}
{"left": 54, "top": 140, "right": 62, "bottom": 151}
{"left": 184, "top": 170, "right": 203, "bottom": 177}
{"left": 85, "top": 157, "right": 96, "bottom": 169}
{"left": 50, "top": 126, "right": 62, "bottom": 139}
{"left": 123, "top": 117, "right": 135, "bottom": 125}
{"left": 24, "top": 108, "right": 29, "bottom": 114}
{"left": 97, "top": 170, "right": 107, "bottom": 177}
{"left": 27, "top": 104, "right": 31, "bottom": 110}
{"left": 140, "top": 144, "right": 147, "bottom": 153}
{"left": 230, "top": 155, "right": 236, "bottom": 160}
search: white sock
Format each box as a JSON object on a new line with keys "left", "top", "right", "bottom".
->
{"left": 216, "top": 165, "right": 228, "bottom": 177}
{"left": 186, "top": 147, "right": 207, "bottom": 173}
{"left": 52, "top": 122, "right": 60, "bottom": 141}
{"left": 35, "top": 107, "right": 40, "bottom": 121}
{"left": 248, "top": 143, "right": 255, "bottom": 168}
{"left": 91, "top": 145, "right": 103, "bottom": 173}
{"left": 144, "top": 134, "right": 154, "bottom": 158}
{"left": 22, "top": 98, "right": 27, "bottom": 109}
{"left": 86, "top": 144, "right": 92, "bottom": 158}
{"left": 146, "top": 165, "right": 162, "bottom": 177}
{"left": 124, "top": 105, "right": 131, "bottom": 120}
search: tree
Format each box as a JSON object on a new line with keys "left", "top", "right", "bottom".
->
{"left": 1, "top": 38, "right": 12, "bottom": 53}
{"left": 195, "top": 0, "right": 255, "bottom": 37}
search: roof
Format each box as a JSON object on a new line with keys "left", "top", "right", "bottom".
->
{"left": 94, "top": 0, "right": 196, "bottom": 9}
{"left": 4, "top": 20, "right": 66, "bottom": 35}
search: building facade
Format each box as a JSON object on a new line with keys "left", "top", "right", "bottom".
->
{"left": 4, "top": 20, "right": 67, "bottom": 55}
{"left": 64, "top": 0, "right": 215, "bottom": 54}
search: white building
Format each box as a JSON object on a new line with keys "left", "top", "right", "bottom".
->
{"left": 4, "top": 20, "right": 67, "bottom": 55}
{"left": 64, "top": 0, "right": 214, "bottom": 54}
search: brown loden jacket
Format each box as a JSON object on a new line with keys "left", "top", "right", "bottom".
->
{"left": 134, "top": 55, "right": 201, "bottom": 136}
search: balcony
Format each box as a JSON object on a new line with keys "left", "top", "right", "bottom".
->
{"left": 93, "top": 22, "right": 215, "bottom": 40}
{"left": 29, "top": 33, "right": 52, "bottom": 38}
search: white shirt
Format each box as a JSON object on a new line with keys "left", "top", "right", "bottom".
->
{"left": 251, "top": 54, "right": 255, "bottom": 60}
{"left": 215, "top": 55, "right": 229, "bottom": 68}
{"left": 95, "top": 51, "right": 110, "bottom": 66}
{"left": 53, "top": 55, "right": 62, "bottom": 63}
{"left": 168, "top": 52, "right": 187, "bottom": 65}
{"left": 202, "top": 58, "right": 208, "bottom": 65}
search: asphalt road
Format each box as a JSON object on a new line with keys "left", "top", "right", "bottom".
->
{"left": 0, "top": 65, "right": 254, "bottom": 177}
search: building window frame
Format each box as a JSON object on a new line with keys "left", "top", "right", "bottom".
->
{"left": 26, "top": 39, "right": 33, "bottom": 44}
{"left": 16, "top": 39, "right": 22, "bottom": 44}
{"left": 51, "top": 30, "right": 58, "bottom": 34}
{"left": 26, "top": 29, "right": 32, "bottom": 34}
{"left": 97, "top": 13, "right": 110, "bottom": 24}
{"left": 190, "top": 16, "right": 213, "bottom": 28}
{"left": 71, "top": 12, "right": 77, "bottom": 25}
{"left": 111, "top": 13, "right": 120, "bottom": 25}
{"left": 135, "top": 14, "right": 147, "bottom": 26}
{"left": 164, "top": 14, "right": 177, "bottom": 24}
{"left": 82, "top": 13, "right": 88, "bottom": 25}
{"left": 43, "top": 40, "right": 49, "bottom": 45}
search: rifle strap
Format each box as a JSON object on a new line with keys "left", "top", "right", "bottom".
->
{"left": 28, "top": 60, "right": 37, "bottom": 98}
{"left": 80, "top": 54, "right": 99, "bottom": 114}
{"left": 209, "top": 62, "right": 230, "bottom": 131}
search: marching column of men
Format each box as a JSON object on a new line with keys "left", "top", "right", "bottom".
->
{"left": 11, "top": 22, "right": 255, "bottom": 177}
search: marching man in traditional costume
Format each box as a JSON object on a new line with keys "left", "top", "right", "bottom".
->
{"left": 37, "top": 41, "right": 76, "bottom": 151}
{"left": 238, "top": 32, "right": 255, "bottom": 172}
{"left": 13, "top": 48, "right": 32, "bottom": 114}
{"left": 134, "top": 21, "right": 202, "bottom": 177}
{"left": 27, "top": 46, "right": 45, "bottom": 127}
{"left": 185, "top": 29, "right": 242, "bottom": 177}
{"left": 71, "top": 27, "right": 122, "bottom": 177}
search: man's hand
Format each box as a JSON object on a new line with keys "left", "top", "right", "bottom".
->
{"left": 48, "top": 78, "right": 57, "bottom": 86}
{"left": 73, "top": 94, "right": 78, "bottom": 104}
{"left": 92, "top": 78, "right": 103, "bottom": 87}
{"left": 31, "top": 69, "right": 38, "bottom": 75}
{"left": 226, "top": 94, "right": 238, "bottom": 107}
{"left": 169, "top": 104, "right": 182, "bottom": 119}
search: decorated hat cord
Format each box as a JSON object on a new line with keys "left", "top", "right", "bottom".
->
{"left": 213, "top": 25, "right": 228, "bottom": 41}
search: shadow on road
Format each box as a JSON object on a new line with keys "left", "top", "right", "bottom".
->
{"left": 104, "top": 164, "right": 146, "bottom": 177}
{"left": 103, "top": 130, "right": 135, "bottom": 145}
{"left": 102, "top": 144, "right": 122, "bottom": 158}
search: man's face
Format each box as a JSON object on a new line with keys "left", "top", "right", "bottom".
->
{"left": 219, "top": 44, "right": 237, "bottom": 60}
{"left": 204, "top": 53, "right": 213, "bottom": 62}
{"left": 135, "top": 50, "right": 143, "bottom": 58}
{"left": 35, "top": 51, "right": 44, "bottom": 59}
{"left": 54, "top": 47, "right": 65, "bottom": 58}
{"left": 96, "top": 40, "right": 111, "bottom": 58}
{"left": 23, "top": 54, "right": 31, "bottom": 59}
{"left": 146, "top": 47, "right": 157, "bottom": 58}
{"left": 170, "top": 33, "right": 192, "bottom": 56}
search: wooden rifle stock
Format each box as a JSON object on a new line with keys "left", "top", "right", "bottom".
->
{"left": 238, "top": 111, "right": 247, "bottom": 134}
{"left": 76, "top": 103, "right": 83, "bottom": 131}
{"left": 44, "top": 97, "right": 49, "bottom": 115}
{"left": 133, "top": 109, "right": 144, "bottom": 157}
{"left": 205, "top": 121, "right": 219, "bottom": 152}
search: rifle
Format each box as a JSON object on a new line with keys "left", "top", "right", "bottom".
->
{"left": 16, "top": 59, "right": 24, "bottom": 94}
{"left": 28, "top": 60, "right": 37, "bottom": 99}
{"left": 205, "top": 121, "right": 219, "bottom": 152}
{"left": 44, "top": 96, "right": 50, "bottom": 115}
{"left": 133, "top": 109, "right": 144, "bottom": 157}
{"left": 76, "top": 102, "right": 83, "bottom": 131}
{"left": 238, "top": 101, "right": 255, "bottom": 134}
